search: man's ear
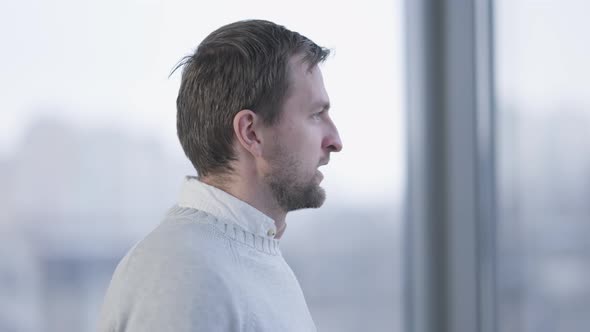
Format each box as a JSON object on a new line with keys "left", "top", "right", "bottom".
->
{"left": 233, "top": 109, "right": 263, "bottom": 158}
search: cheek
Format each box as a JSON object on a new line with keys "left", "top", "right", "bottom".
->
{"left": 281, "top": 120, "right": 323, "bottom": 159}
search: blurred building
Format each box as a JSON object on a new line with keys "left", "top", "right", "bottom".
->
{"left": 497, "top": 106, "right": 590, "bottom": 332}
{"left": 0, "top": 116, "right": 402, "bottom": 332}
{"left": 0, "top": 116, "right": 190, "bottom": 332}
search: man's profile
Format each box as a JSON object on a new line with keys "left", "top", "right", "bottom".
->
{"left": 98, "top": 19, "right": 342, "bottom": 331}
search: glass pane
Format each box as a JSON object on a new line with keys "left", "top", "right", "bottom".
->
{"left": 495, "top": 1, "right": 590, "bottom": 331}
{"left": 0, "top": 1, "right": 405, "bottom": 332}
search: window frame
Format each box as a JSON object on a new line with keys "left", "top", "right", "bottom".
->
{"left": 403, "top": 1, "right": 497, "bottom": 332}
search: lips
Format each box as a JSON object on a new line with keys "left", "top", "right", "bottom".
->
{"left": 316, "top": 170, "right": 324, "bottom": 183}
{"left": 317, "top": 158, "right": 328, "bottom": 182}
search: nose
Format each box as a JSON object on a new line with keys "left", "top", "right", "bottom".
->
{"left": 323, "top": 119, "right": 343, "bottom": 153}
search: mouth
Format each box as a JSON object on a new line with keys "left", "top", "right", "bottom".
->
{"left": 316, "top": 170, "right": 324, "bottom": 183}
{"left": 316, "top": 157, "right": 329, "bottom": 183}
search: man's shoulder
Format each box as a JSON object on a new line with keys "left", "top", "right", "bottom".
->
{"left": 98, "top": 206, "right": 248, "bottom": 332}
{"left": 103, "top": 206, "right": 242, "bottom": 306}
{"left": 125, "top": 206, "right": 236, "bottom": 269}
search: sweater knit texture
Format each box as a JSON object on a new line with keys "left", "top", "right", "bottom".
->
{"left": 98, "top": 176, "right": 316, "bottom": 331}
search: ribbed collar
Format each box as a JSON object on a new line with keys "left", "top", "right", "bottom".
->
{"left": 177, "top": 176, "right": 278, "bottom": 240}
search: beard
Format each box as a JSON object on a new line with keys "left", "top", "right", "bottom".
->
{"left": 264, "top": 151, "right": 326, "bottom": 212}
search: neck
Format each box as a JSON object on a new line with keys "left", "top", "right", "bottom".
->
{"left": 200, "top": 173, "right": 287, "bottom": 239}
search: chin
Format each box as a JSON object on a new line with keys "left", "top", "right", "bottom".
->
{"left": 266, "top": 165, "right": 328, "bottom": 211}
{"left": 305, "top": 185, "right": 326, "bottom": 209}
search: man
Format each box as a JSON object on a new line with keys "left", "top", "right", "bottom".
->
{"left": 98, "top": 19, "right": 342, "bottom": 331}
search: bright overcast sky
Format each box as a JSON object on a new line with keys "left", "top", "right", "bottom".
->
{"left": 495, "top": 0, "right": 590, "bottom": 112}
{"left": 2, "top": 0, "right": 589, "bottom": 203}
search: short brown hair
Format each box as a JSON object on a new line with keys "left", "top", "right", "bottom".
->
{"left": 174, "top": 20, "right": 330, "bottom": 177}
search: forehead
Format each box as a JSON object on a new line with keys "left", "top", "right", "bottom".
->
{"left": 284, "top": 55, "right": 329, "bottom": 106}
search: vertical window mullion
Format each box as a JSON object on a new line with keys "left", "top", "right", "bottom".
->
{"left": 404, "top": 1, "right": 497, "bottom": 332}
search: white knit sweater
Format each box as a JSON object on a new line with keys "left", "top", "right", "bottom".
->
{"left": 98, "top": 177, "right": 316, "bottom": 331}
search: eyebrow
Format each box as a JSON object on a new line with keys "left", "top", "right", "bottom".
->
{"left": 312, "top": 101, "right": 331, "bottom": 112}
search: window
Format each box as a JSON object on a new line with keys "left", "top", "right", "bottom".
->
{"left": 0, "top": 1, "right": 406, "bottom": 331}
{"left": 495, "top": 1, "right": 590, "bottom": 331}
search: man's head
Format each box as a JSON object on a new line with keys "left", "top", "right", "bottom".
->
{"left": 176, "top": 20, "right": 330, "bottom": 176}
{"left": 176, "top": 20, "right": 342, "bottom": 213}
